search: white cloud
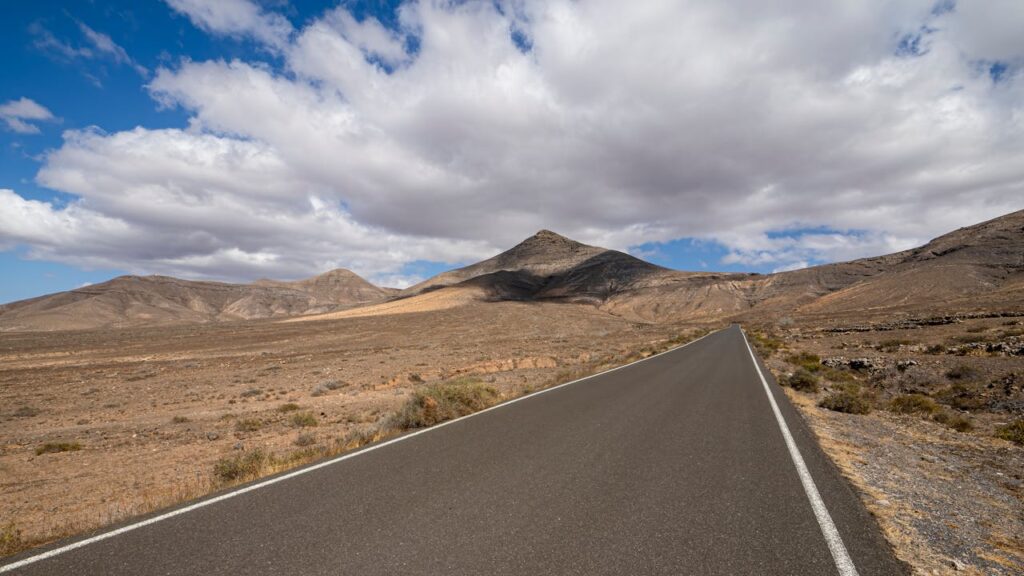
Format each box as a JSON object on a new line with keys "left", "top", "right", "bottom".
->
{"left": 165, "top": 0, "right": 293, "bottom": 49}
{"left": 77, "top": 22, "right": 148, "bottom": 76}
{"left": 0, "top": 98, "right": 55, "bottom": 134}
{"left": 29, "top": 21, "right": 147, "bottom": 81}
{"left": 6, "top": 0, "right": 1024, "bottom": 284}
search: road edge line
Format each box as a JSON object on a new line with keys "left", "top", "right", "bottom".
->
{"left": 739, "top": 327, "right": 860, "bottom": 576}
{"left": 0, "top": 327, "right": 722, "bottom": 573}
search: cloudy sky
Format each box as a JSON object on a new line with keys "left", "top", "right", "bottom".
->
{"left": 1, "top": 0, "right": 1022, "bottom": 302}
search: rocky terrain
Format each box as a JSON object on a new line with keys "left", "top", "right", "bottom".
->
{"left": 751, "top": 314, "right": 1024, "bottom": 575}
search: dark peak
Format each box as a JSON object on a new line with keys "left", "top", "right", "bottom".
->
{"left": 532, "top": 229, "right": 570, "bottom": 240}
{"left": 517, "top": 229, "right": 582, "bottom": 248}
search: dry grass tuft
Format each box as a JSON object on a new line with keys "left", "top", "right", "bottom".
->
{"left": 391, "top": 378, "right": 501, "bottom": 429}
{"left": 995, "top": 419, "right": 1024, "bottom": 445}
{"left": 35, "top": 442, "right": 82, "bottom": 456}
{"left": 819, "top": 385, "right": 873, "bottom": 414}
{"left": 890, "top": 394, "right": 939, "bottom": 415}
{"left": 783, "top": 368, "right": 820, "bottom": 393}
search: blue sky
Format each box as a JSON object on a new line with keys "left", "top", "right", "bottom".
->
{"left": 1, "top": 0, "right": 1021, "bottom": 304}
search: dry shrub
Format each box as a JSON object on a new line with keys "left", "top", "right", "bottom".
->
{"left": 932, "top": 411, "right": 974, "bottom": 432}
{"left": 392, "top": 378, "right": 501, "bottom": 429}
{"left": 35, "top": 442, "right": 82, "bottom": 456}
{"left": 995, "top": 419, "right": 1024, "bottom": 445}
{"left": 783, "top": 369, "right": 820, "bottom": 393}
{"left": 213, "top": 450, "right": 267, "bottom": 484}
{"left": 890, "top": 394, "right": 939, "bottom": 415}
{"left": 819, "top": 386, "right": 872, "bottom": 414}
{"left": 290, "top": 412, "right": 318, "bottom": 427}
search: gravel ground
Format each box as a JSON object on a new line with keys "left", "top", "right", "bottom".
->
{"left": 766, "top": 322, "right": 1024, "bottom": 575}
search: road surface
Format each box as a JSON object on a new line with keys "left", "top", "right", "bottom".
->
{"left": 2, "top": 325, "right": 905, "bottom": 575}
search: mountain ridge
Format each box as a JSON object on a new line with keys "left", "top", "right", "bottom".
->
{"left": 2, "top": 209, "right": 1022, "bottom": 331}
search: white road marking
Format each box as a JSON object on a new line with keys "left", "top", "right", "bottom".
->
{"left": 0, "top": 329, "right": 719, "bottom": 573}
{"left": 740, "top": 328, "right": 860, "bottom": 576}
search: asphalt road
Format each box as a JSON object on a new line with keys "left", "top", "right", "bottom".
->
{"left": 2, "top": 325, "right": 905, "bottom": 575}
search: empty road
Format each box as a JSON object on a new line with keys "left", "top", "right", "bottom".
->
{"left": 2, "top": 325, "right": 904, "bottom": 575}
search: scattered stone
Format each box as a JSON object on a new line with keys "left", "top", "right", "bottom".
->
{"left": 896, "top": 359, "right": 919, "bottom": 372}
{"left": 822, "top": 356, "right": 848, "bottom": 368}
{"left": 849, "top": 358, "right": 876, "bottom": 371}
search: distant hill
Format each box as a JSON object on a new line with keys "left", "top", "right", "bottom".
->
{"left": 330, "top": 210, "right": 1024, "bottom": 323}
{"left": 606, "top": 209, "right": 1024, "bottom": 322}
{"left": 0, "top": 269, "right": 391, "bottom": 331}
{"left": 4, "top": 210, "right": 1023, "bottom": 331}
{"left": 402, "top": 230, "right": 611, "bottom": 295}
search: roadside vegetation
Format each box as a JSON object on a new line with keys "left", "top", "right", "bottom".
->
{"left": 35, "top": 442, "right": 82, "bottom": 456}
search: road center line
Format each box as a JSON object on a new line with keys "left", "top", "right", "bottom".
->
{"left": 740, "top": 328, "right": 860, "bottom": 576}
{"left": 0, "top": 329, "right": 719, "bottom": 573}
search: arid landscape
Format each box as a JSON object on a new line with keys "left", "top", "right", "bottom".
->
{"left": 2, "top": 211, "right": 1024, "bottom": 574}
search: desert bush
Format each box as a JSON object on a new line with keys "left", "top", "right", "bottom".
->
{"left": 339, "top": 426, "right": 388, "bottom": 450}
{"left": 782, "top": 369, "right": 819, "bottom": 393}
{"left": 171, "top": 415, "right": 190, "bottom": 424}
{"left": 751, "top": 332, "right": 782, "bottom": 358}
{"left": 995, "top": 419, "right": 1024, "bottom": 445}
{"left": 945, "top": 363, "right": 979, "bottom": 381}
{"left": 35, "top": 442, "right": 82, "bottom": 456}
{"left": 240, "top": 388, "right": 262, "bottom": 398}
{"left": 391, "top": 378, "right": 501, "bottom": 429}
{"left": 932, "top": 411, "right": 974, "bottom": 432}
{"left": 890, "top": 394, "right": 939, "bottom": 415}
{"left": 13, "top": 406, "right": 40, "bottom": 418}
{"left": 820, "top": 366, "right": 856, "bottom": 384}
{"left": 213, "top": 449, "right": 267, "bottom": 483}
{"left": 876, "top": 339, "right": 912, "bottom": 352}
{"left": 311, "top": 379, "right": 345, "bottom": 396}
{"left": 235, "top": 418, "right": 263, "bottom": 432}
{"left": 290, "top": 412, "right": 318, "bottom": 427}
{"left": 278, "top": 403, "right": 300, "bottom": 413}
{"left": 937, "top": 383, "right": 985, "bottom": 411}
{"left": 948, "top": 334, "right": 990, "bottom": 344}
{"left": 819, "top": 387, "right": 872, "bottom": 414}
{"left": 294, "top": 432, "right": 317, "bottom": 447}
{"left": 786, "top": 352, "right": 821, "bottom": 373}
{"left": 0, "top": 522, "right": 22, "bottom": 557}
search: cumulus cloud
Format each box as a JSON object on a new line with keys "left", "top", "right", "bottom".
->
{"left": 0, "top": 98, "right": 56, "bottom": 134}
{"left": 7, "top": 0, "right": 1024, "bottom": 281}
{"left": 165, "top": 0, "right": 293, "bottom": 49}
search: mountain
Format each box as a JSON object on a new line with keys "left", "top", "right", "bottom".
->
{"left": 402, "top": 230, "right": 692, "bottom": 304}
{"left": 606, "top": 209, "right": 1024, "bottom": 322}
{"left": 0, "top": 269, "right": 391, "bottom": 332}
{"left": 403, "top": 230, "right": 610, "bottom": 294}
{"left": 4, "top": 210, "right": 1022, "bottom": 331}
{"left": 361, "top": 210, "right": 1024, "bottom": 323}
{"left": 787, "top": 208, "right": 1024, "bottom": 317}
{"left": 255, "top": 269, "right": 398, "bottom": 303}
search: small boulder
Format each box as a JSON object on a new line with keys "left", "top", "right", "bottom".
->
{"left": 849, "top": 358, "right": 876, "bottom": 371}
